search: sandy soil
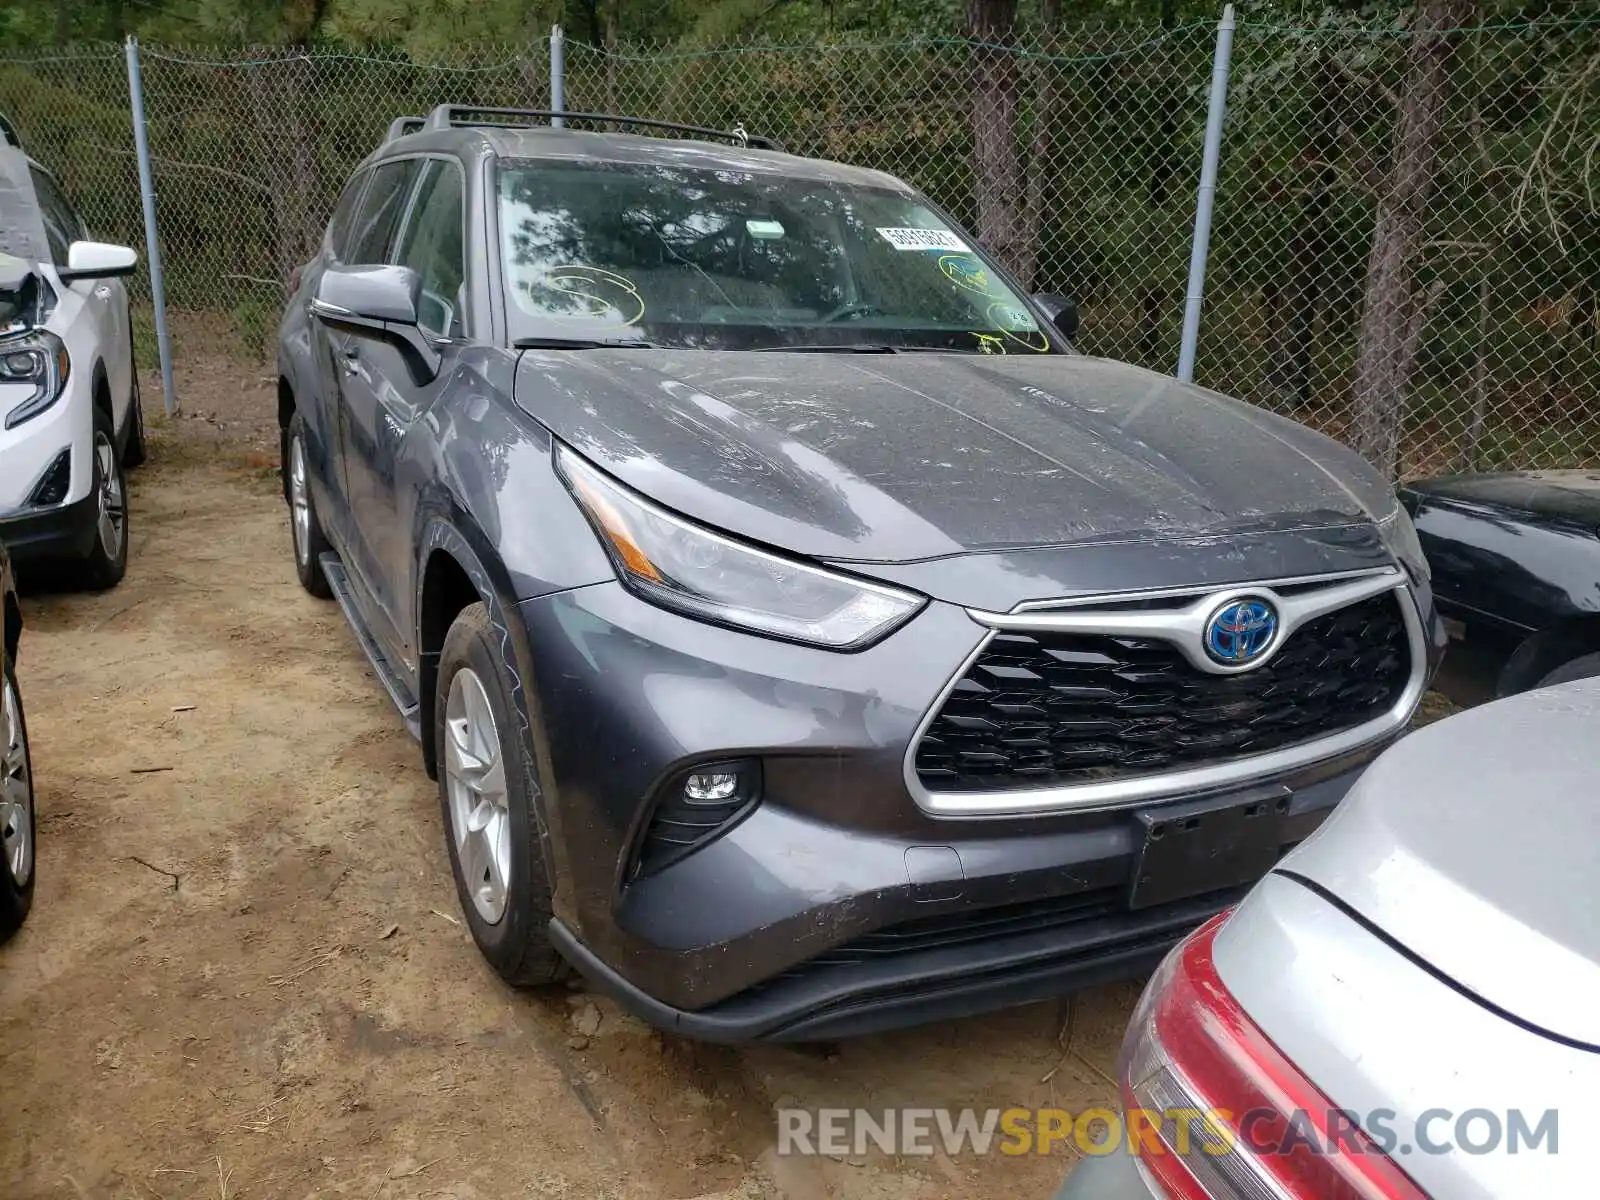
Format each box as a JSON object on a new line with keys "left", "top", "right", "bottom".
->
{"left": 0, "top": 375, "right": 1136, "bottom": 1199}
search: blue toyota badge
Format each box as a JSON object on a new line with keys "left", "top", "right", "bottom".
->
{"left": 1204, "top": 597, "right": 1278, "bottom": 666}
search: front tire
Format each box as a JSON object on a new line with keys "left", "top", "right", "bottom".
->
{"left": 285, "top": 414, "right": 332, "bottom": 599}
{"left": 435, "top": 602, "right": 566, "bottom": 987}
{"left": 122, "top": 322, "right": 147, "bottom": 469}
{"left": 0, "top": 655, "right": 36, "bottom": 942}
{"left": 77, "top": 407, "right": 129, "bottom": 591}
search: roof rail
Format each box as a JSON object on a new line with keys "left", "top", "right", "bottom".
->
{"left": 0, "top": 114, "right": 21, "bottom": 150}
{"left": 423, "top": 105, "right": 784, "bottom": 152}
{"left": 385, "top": 115, "right": 426, "bottom": 143}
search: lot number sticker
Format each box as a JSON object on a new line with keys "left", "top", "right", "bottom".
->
{"left": 877, "top": 227, "right": 969, "bottom": 252}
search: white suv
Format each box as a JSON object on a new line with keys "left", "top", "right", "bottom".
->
{"left": 0, "top": 135, "right": 143, "bottom": 589}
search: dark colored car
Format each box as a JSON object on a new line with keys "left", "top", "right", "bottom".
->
{"left": 1402, "top": 470, "right": 1600, "bottom": 707}
{"left": 276, "top": 106, "right": 1442, "bottom": 1042}
{"left": 1, "top": 539, "right": 34, "bottom": 940}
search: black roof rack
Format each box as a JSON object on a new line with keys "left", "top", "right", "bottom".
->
{"left": 385, "top": 115, "right": 426, "bottom": 143}
{"left": 423, "top": 105, "right": 784, "bottom": 152}
{"left": 0, "top": 114, "right": 21, "bottom": 150}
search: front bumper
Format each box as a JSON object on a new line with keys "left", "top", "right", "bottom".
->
{"left": 518, "top": 579, "right": 1424, "bottom": 1043}
{"left": 0, "top": 487, "right": 98, "bottom": 563}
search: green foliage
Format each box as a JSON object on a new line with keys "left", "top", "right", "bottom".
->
{"left": 1, "top": 3, "right": 1598, "bottom": 473}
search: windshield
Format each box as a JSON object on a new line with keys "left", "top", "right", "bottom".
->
{"left": 496, "top": 160, "right": 1056, "bottom": 353}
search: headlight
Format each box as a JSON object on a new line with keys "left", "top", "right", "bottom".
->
{"left": 1378, "top": 504, "right": 1429, "bottom": 583}
{"left": 1, "top": 330, "right": 70, "bottom": 430}
{"left": 556, "top": 445, "right": 926, "bottom": 650}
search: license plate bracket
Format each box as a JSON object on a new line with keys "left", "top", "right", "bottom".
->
{"left": 1128, "top": 787, "right": 1292, "bottom": 910}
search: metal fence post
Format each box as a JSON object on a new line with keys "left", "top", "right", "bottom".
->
{"left": 550, "top": 26, "right": 566, "bottom": 127}
{"left": 124, "top": 36, "right": 177, "bottom": 416}
{"left": 1176, "top": 4, "right": 1236, "bottom": 384}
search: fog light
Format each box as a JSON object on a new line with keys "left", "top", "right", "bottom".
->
{"left": 26, "top": 448, "right": 71, "bottom": 507}
{"left": 685, "top": 771, "right": 739, "bottom": 802}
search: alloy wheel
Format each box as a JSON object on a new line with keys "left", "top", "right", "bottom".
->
{"left": 289, "top": 436, "right": 311, "bottom": 566}
{"left": 95, "top": 431, "right": 125, "bottom": 561}
{"left": 443, "top": 667, "right": 511, "bottom": 924}
{"left": 0, "top": 673, "right": 33, "bottom": 889}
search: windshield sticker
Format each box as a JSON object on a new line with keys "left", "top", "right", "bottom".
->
{"left": 543, "top": 266, "right": 645, "bottom": 325}
{"left": 988, "top": 301, "right": 1040, "bottom": 333}
{"left": 939, "top": 254, "right": 996, "bottom": 297}
{"left": 876, "top": 227, "right": 969, "bottom": 252}
{"left": 745, "top": 218, "right": 786, "bottom": 240}
{"left": 971, "top": 326, "right": 1049, "bottom": 354}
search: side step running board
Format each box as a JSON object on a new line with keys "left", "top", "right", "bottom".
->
{"left": 320, "top": 552, "right": 422, "bottom": 741}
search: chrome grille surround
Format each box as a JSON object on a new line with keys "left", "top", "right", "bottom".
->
{"left": 906, "top": 568, "right": 1427, "bottom": 818}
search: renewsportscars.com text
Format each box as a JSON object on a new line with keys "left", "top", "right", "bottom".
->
{"left": 776, "top": 1107, "right": 1559, "bottom": 1158}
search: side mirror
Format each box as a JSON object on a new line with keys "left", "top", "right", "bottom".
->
{"left": 1032, "top": 293, "right": 1079, "bottom": 343}
{"left": 311, "top": 264, "right": 439, "bottom": 384}
{"left": 60, "top": 241, "right": 138, "bottom": 281}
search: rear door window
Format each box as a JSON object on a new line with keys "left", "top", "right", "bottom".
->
{"left": 345, "top": 160, "right": 418, "bottom": 265}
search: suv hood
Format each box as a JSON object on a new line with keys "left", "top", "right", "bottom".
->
{"left": 514, "top": 349, "right": 1396, "bottom": 563}
{"left": 1284, "top": 679, "right": 1600, "bottom": 1047}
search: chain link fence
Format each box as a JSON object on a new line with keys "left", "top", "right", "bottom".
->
{"left": 1, "top": 15, "right": 1598, "bottom": 479}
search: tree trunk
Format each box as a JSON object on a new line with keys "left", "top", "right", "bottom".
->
{"left": 1258, "top": 54, "right": 1339, "bottom": 410}
{"left": 245, "top": 51, "right": 323, "bottom": 296}
{"left": 1462, "top": 273, "right": 1491, "bottom": 470}
{"left": 605, "top": 0, "right": 620, "bottom": 116}
{"left": 1018, "top": 0, "right": 1061, "bottom": 292}
{"left": 1349, "top": 0, "right": 1472, "bottom": 478}
{"left": 1135, "top": 0, "right": 1180, "bottom": 367}
{"left": 966, "top": 0, "right": 1026, "bottom": 279}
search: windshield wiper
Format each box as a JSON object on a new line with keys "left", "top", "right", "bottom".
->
{"left": 753, "top": 344, "right": 965, "bottom": 354}
{"left": 755, "top": 343, "right": 902, "bottom": 354}
{"left": 513, "top": 336, "right": 656, "bottom": 350}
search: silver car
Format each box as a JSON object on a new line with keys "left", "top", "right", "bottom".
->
{"left": 1061, "top": 679, "right": 1598, "bottom": 1199}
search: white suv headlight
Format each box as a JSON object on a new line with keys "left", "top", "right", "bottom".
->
{"left": 556, "top": 445, "right": 925, "bottom": 650}
{"left": 1, "top": 330, "right": 70, "bottom": 429}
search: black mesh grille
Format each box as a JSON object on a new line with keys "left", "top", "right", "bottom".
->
{"left": 773, "top": 883, "right": 1253, "bottom": 982}
{"left": 810, "top": 889, "right": 1124, "bottom": 965}
{"left": 916, "top": 591, "right": 1411, "bottom": 792}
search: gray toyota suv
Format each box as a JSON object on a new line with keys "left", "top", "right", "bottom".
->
{"left": 276, "top": 105, "right": 1443, "bottom": 1042}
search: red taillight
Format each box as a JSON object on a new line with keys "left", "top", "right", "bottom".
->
{"left": 1118, "top": 915, "right": 1428, "bottom": 1200}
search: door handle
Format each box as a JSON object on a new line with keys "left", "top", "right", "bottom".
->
{"left": 340, "top": 343, "right": 360, "bottom": 376}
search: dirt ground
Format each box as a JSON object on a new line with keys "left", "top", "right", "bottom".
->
{"left": 0, "top": 362, "right": 1141, "bottom": 1199}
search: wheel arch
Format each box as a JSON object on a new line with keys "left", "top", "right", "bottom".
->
{"left": 90, "top": 359, "right": 112, "bottom": 421}
{"left": 3, "top": 590, "right": 20, "bottom": 667}
{"left": 417, "top": 544, "right": 482, "bottom": 779}
{"left": 413, "top": 517, "right": 573, "bottom": 924}
{"left": 277, "top": 376, "right": 297, "bottom": 504}
{"left": 277, "top": 374, "right": 296, "bottom": 430}
{"left": 1498, "top": 613, "right": 1600, "bottom": 697}
{"left": 414, "top": 518, "right": 529, "bottom": 781}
